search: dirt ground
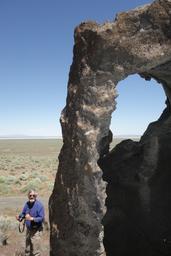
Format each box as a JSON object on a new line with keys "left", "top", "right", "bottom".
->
{"left": 0, "top": 230, "right": 49, "bottom": 256}
{"left": 0, "top": 196, "right": 50, "bottom": 256}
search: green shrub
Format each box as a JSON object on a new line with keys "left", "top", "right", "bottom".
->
{"left": 0, "top": 215, "right": 17, "bottom": 245}
{"left": 19, "top": 174, "right": 29, "bottom": 181}
{"left": 0, "top": 216, "right": 11, "bottom": 232}
{"left": 21, "top": 178, "right": 42, "bottom": 193}
{"left": 0, "top": 183, "right": 11, "bottom": 195}
{"left": 30, "top": 171, "right": 39, "bottom": 178}
{"left": 48, "top": 182, "right": 54, "bottom": 191}
{"left": 40, "top": 176, "right": 48, "bottom": 182}
{"left": 15, "top": 179, "right": 22, "bottom": 185}
{"left": 0, "top": 176, "right": 6, "bottom": 183}
{"left": 6, "top": 175, "right": 17, "bottom": 184}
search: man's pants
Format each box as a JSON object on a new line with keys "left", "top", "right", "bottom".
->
{"left": 25, "top": 228, "right": 43, "bottom": 256}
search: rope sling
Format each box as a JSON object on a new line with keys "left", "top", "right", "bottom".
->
{"left": 18, "top": 219, "right": 26, "bottom": 233}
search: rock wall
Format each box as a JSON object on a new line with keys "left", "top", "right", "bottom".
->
{"left": 49, "top": 0, "right": 171, "bottom": 255}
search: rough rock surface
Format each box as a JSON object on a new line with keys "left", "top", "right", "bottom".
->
{"left": 49, "top": 0, "right": 171, "bottom": 255}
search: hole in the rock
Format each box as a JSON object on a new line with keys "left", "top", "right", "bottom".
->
{"left": 100, "top": 73, "right": 170, "bottom": 256}
{"left": 110, "top": 74, "right": 166, "bottom": 145}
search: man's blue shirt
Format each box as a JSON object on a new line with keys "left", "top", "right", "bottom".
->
{"left": 19, "top": 200, "right": 45, "bottom": 229}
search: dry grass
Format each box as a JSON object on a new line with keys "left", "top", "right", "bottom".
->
{"left": 0, "top": 139, "right": 63, "bottom": 196}
{"left": 0, "top": 137, "right": 138, "bottom": 196}
{"left": 0, "top": 139, "right": 61, "bottom": 255}
{"left": 0, "top": 137, "right": 137, "bottom": 206}
{"left": 0, "top": 137, "right": 138, "bottom": 255}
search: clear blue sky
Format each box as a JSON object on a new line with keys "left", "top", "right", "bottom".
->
{"left": 0, "top": 0, "right": 166, "bottom": 137}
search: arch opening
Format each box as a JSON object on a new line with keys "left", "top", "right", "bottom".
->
{"left": 99, "top": 69, "right": 171, "bottom": 256}
{"left": 111, "top": 74, "right": 166, "bottom": 141}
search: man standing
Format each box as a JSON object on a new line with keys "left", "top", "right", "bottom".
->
{"left": 16, "top": 189, "right": 45, "bottom": 256}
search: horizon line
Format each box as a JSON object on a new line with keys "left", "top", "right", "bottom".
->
{"left": 0, "top": 134, "right": 141, "bottom": 140}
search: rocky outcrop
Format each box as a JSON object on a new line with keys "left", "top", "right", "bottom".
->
{"left": 49, "top": 0, "right": 171, "bottom": 255}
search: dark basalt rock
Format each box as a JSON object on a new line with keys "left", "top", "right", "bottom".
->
{"left": 99, "top": 123, "right": 171, "bottom": 255}
{"left": 49, "top": 1, "right": 171, "bottom": 255}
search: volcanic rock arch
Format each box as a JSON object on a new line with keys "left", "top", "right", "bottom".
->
{"left": 49, "top": 1, "right": 171, "bottom": 255}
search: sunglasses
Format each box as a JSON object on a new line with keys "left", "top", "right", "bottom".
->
{"left": 29, "top": 194, "right": 36, "bottom": 198}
